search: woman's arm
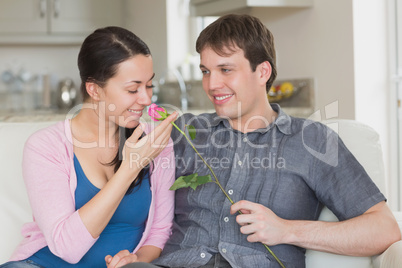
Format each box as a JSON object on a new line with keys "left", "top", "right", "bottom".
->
{"left": 139, "top": 136, "right": 176, "bottom": 249}
{"left": 23, "top": 124, "right": 97, "bottom": 264}
{"left": 78, "top": 113, "right": 177, "bottom": 239}
{"left": 104, "top": 132, "right": 176, "bottom": 267}
{"left": 23, "top": 114, "right": 176, "bottom": 263}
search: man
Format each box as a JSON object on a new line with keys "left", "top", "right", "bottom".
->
{"left": 117, "top": 14, "right": 400, "bottom": 268}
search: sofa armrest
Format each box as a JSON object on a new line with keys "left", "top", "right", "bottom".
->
{"left": 394, "top": 211, "right": 402, "bottom": 230}
{"left": 372, "top": 211, "right": 402, "bottom": 268}
{"left": 372, "top": 240, "right": 402, "bottom": 268}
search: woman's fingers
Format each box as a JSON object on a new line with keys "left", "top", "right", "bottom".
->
{"left": 126, "top": 122, "right": 145, "bottom": 144}
{"left": 122, "top": 112, "right": 177, "bottom": 170}
{"left": 151, "top": 112, "right": 178, "bottom": 143}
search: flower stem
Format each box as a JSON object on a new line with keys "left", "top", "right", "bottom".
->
{"left": 171, "top": 121, "right": 285, "bottom": 268}
{"left": 171, "top": 122, "right": 234, "bottom": 203}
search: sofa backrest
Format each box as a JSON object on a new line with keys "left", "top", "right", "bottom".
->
{"left": 0, "top": 121, "right": 56, "bottom": 263}
{"left": 323, "top": 119, "right": 386, "bottom": 193}
{"left": 306, "top": 119, "right": 386, "bottom": 268}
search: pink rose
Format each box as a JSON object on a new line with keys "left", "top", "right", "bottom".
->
{"left": 148, "top": 103, "right": 169, "bottom": 122}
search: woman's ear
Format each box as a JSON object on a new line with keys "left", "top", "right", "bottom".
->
{"left": 86, "top": 82, "right": 101, "bottom": 101}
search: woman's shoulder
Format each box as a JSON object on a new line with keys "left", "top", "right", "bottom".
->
{"left": 25, "top": 119, "right": 71, "bottom": 150}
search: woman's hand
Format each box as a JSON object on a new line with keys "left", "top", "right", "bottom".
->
{"left": 105, "top": 245, "right": 162, "bottom": 267}
{"left": 78, "top": 112, "right": 178, "bottom": 239}
{"left": 121, "top": 112, "right": 178, "bottom": 174}
{"left": 105, "top": 250, "right": 138, "bottom": 268}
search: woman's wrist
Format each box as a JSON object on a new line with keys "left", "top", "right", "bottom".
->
{"left": 135, "top": 245, "right": 162, "bottom": 263}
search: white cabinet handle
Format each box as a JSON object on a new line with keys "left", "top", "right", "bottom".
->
{"left": 53, "top": 0, "right": 60, "bottom": 18}
{"left": 39, "top": 0, "right": 47, "bottom": 18}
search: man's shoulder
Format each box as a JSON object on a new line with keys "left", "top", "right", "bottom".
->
{"left": 287, "top": 116, "right": 332, "bottom": 137}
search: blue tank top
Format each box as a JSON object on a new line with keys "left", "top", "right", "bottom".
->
{"left": 28, "top": 154, "right": 152, "bottom": 268}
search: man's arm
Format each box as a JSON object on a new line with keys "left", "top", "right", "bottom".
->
{"left": 231, "top": 200, "right": 401, "bottom": 256}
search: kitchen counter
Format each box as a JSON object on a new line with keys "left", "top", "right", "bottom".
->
{"left": 0, "top": 108, "right": 217, "bottom": 122}
{"left": 0, "top": 107, "right": 313, "bottom": 122}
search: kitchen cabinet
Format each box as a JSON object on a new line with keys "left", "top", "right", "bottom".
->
{"left": 0, "top": 0, "right": 122, "bottom": 44}
{"left": 190, "top": 0, "right": 313, "bottom": 16}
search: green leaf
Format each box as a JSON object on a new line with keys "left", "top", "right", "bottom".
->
{"left": 169, "top": 173, "right": 212, "bottom": 191}
{"left": 186, "top": 124, "right": 196, "bottom": 140}
{"left": 169, "top": 176, "right": 191, "bottom": 190}
{"left": 182, "top": 173, "right": 198, "bottom": 183}
{"left": 196, "top": 175, "right": 212, "bottom": 184}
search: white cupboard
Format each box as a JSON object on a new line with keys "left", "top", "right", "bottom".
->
{"left": 190, "top": 0, "right": 313, "bottom": 16}
{"left": 0, "top": 0, "right": 122, "bottom": 44}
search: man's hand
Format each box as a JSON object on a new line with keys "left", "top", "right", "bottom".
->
{"left": 230, "top": 200, "right": 289, "bottom": 246}
{"left": 232, "top": 200, "right": 401, "bottom": 256}
{"left": 105, "top": 250, "right": 138, "bottom": 268}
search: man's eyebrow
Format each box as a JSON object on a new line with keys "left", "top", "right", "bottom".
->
{"left": 199, "top": 63, "right": 234, "bottom": 69}
{"left": 218, "top": 63, "right": 235, "bottom": 67}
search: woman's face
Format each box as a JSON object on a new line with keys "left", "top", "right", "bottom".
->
{"left": 97, "top": 54, "right": 154, "bottom": 129}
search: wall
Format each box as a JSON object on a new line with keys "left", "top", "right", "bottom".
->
{"left": 250, "top": 1, "right": 355, "bottom": 120}
{"left": 249, "top": 0, "right": 393, "bottom": 205}
{"left": 353, "top": 0, "right": 393, "bottom": 206}
{"left": 123, "top": 0, "right": 196, "bottom": 82}
{"left": 0, "top": 46, "right": 81, "bottom": 110}
{"left": 122, "top": 0, "right": 168, "bottom": 81}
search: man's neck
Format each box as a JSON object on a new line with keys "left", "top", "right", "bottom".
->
{"left": 229, "top": 104, "right": 278, "bottom": 133}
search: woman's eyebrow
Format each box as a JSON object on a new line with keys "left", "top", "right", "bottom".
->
{"left": 148, "top": 73, "right": 155, "bottom": 81}
{"left": 125, "top": 73, "right": 155, "bottom": 84}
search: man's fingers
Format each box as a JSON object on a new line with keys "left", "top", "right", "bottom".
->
{"left": 239, "top": 222, "right": 256, "bottom": 235}
{"left": 230, "top": 200, "right": 258, "bottom": 214}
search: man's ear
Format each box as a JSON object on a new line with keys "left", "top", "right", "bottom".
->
{"left": 258, "top": 61, "right": 272, "bottom": 85}
{"left": 86, "top": 82, "right": 101, "bottom": 101}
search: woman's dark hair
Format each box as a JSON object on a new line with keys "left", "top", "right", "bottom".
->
{"left": 78, "top": 26, "right": 151, "bottom": 194}
{"left": 196, "top": 14, "right": 277, "bottom": 93}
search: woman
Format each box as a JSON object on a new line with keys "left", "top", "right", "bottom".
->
{"left": 0, "top": 26, "right": 177, "bottom": 268}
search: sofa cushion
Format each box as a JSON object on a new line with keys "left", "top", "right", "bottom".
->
{"left": 0, "top": 121, "right": 55, "bottom": 263}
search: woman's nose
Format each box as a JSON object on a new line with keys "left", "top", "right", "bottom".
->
{"left": 137, "top": 88, "right": 152, "bottom": 106}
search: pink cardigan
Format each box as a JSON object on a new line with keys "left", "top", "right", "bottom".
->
{"left": 10, "top": 120, "right": 175, "bottom": 264}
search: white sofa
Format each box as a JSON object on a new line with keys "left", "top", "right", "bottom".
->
{"left": 0, "top": 119, "right": 401, "bottom": 267}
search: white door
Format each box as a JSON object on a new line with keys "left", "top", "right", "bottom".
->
{"left": 0, "top": 0, "right": 47, "bottom": 34}
{"left": 49, "top": 0, "right": 122, "bottom": 34}
{"left": 395, "top": 0, "right": 402, "bottom": 210}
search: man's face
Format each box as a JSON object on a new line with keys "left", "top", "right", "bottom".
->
{"left": 199, "top": 46, "right": 268, "bottom": 130}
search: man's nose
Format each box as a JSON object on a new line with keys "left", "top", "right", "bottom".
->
{"left": 207, "top": 72, "right": 223, "bottom": 90}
